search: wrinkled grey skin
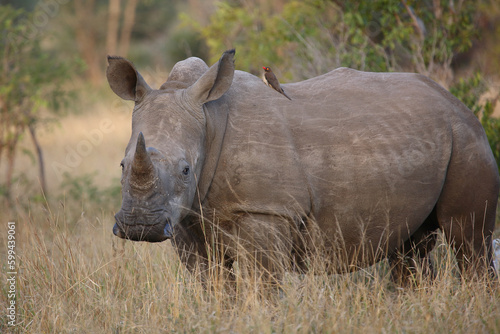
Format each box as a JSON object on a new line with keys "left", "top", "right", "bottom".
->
{"left": 108, "top": 50, "right": 499, "bottom": 283}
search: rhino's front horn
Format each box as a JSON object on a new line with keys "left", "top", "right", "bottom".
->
{"left": 130, "top": 132, "right": 156, "bottom": 190}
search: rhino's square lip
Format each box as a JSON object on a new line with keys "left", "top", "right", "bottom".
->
{"left": 113, "top": 221, "right": 171, "bottom": 242}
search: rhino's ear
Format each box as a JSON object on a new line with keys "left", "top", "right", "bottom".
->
{"left": 186, "top": 49, "right": 235, "bottom": 105}
{"left": 106, "top": 56, "right": 152, "bottom": 102}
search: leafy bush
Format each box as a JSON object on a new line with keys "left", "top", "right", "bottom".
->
{"left": 59, "top": 172, "right": 121, "bottom": 210}
{"left": 191, "top": 0, "right": 479, "bottom": 82}
{"left": 165, "top": 26, "right": 209, "bottom": 66}
{"left": 450, "top": 73, "right": 500, "bottom": 173}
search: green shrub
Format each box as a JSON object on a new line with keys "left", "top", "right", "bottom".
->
{"left": 450, "top": 73, "right": 500, "bottom": 173}
{"left": 59, "top": 172, "right": 121, "bottom": 210}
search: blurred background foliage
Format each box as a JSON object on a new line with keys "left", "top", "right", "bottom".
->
{"left": 1, "top": 0, "right": 500, "bottom": 202}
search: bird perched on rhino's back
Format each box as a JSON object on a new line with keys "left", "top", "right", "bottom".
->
{"left": 262, "top": 66, "right": 292, "bottom": 100}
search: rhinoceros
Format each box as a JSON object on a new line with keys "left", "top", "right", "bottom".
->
{"left": 107, "top": 49, "right": 499, "bottom": 283}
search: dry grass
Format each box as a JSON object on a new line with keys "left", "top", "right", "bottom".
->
{"left": 1, "top": 199, "right": 499, "bottom": 333}
{"left": 1, "top": 99, "right": 500, "bottom": 333}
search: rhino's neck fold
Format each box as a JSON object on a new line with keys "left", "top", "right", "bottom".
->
{"left": 195, "top": 100, "right": 229, "bottom": 205}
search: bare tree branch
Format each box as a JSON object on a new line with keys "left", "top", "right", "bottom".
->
{"left": 401, "top": 0, "right": 425, "bottom": 41}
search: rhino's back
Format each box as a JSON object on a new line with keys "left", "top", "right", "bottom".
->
{"left": 285, "top": 68, "right": 456, "bottom": 192}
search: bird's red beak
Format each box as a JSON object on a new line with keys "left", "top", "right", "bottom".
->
{"left": 262, "top": 67, "right": 266, "bottom": 70}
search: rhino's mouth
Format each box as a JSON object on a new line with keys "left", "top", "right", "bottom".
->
{"left": 113, "top": 216, "right": 173, "bottom": 242}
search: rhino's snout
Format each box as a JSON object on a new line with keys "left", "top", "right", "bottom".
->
{"left": 113, "top": 210, "right": 173, "bottom": 242}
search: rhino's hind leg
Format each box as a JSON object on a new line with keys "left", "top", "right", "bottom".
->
{"left": 435, "top": 146, "right": 499, "bottom": 280}
{"left": 389, "top": 208, "right": 439, "bottom": 286}
{"left": 438, "top": 210, "right": 497, "bottom": 280}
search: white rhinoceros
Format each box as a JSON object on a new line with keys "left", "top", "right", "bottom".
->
{"left": 107, "top": 49, "right": 499, "bottom": 283}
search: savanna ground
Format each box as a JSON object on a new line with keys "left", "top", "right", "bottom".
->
{"left": 1, "top": 95, "right": 500, "bottom": 333}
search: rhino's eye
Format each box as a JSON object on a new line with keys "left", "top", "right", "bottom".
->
{"left": 120, "top": 161, "right": 124, "bottom": 171}
{"left": 182, "top": 166, "right": 190, "bottom": 176}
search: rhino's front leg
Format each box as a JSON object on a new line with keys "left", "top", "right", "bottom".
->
{"left": 228, "top": 213, "right": 294, "bottom": 287}
{"left": 172, "top": 221, "right": 209, "bottom": 278}
{"left": 172, "top": 217, "right": 236, "bottom": 287}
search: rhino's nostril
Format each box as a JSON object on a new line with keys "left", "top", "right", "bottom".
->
{"left": 163, "top": 220, "right": 173, "bottom": 238}
{"left": 113, "top": 223, "right": 125, "bottom": 238}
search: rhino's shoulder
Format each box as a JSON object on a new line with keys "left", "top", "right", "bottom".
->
{"left": 231, "top": 70, "right": 268, "bottom": 92}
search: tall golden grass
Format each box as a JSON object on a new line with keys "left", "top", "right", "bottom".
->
{"left": 1, "top": 196, "right": 499, "bottom": 333}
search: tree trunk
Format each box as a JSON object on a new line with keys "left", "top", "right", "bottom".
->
{"left": 4, "top": 133, "right": 19, "bottom": 200}
{"left": 74, "top": 0, "right": 101, "bottom": 85}
{"left": 28, "top": 124, "right": 47, "bottom": 196}
{"left": 106, "top": 0, "right": 121, "bottom": 55}
{"left": 119, "top": 0, "right": 138, "bottom": 57}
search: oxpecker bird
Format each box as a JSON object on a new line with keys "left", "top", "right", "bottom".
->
{"left": 262, "top": 66, "right": 292, "bottom": 100}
